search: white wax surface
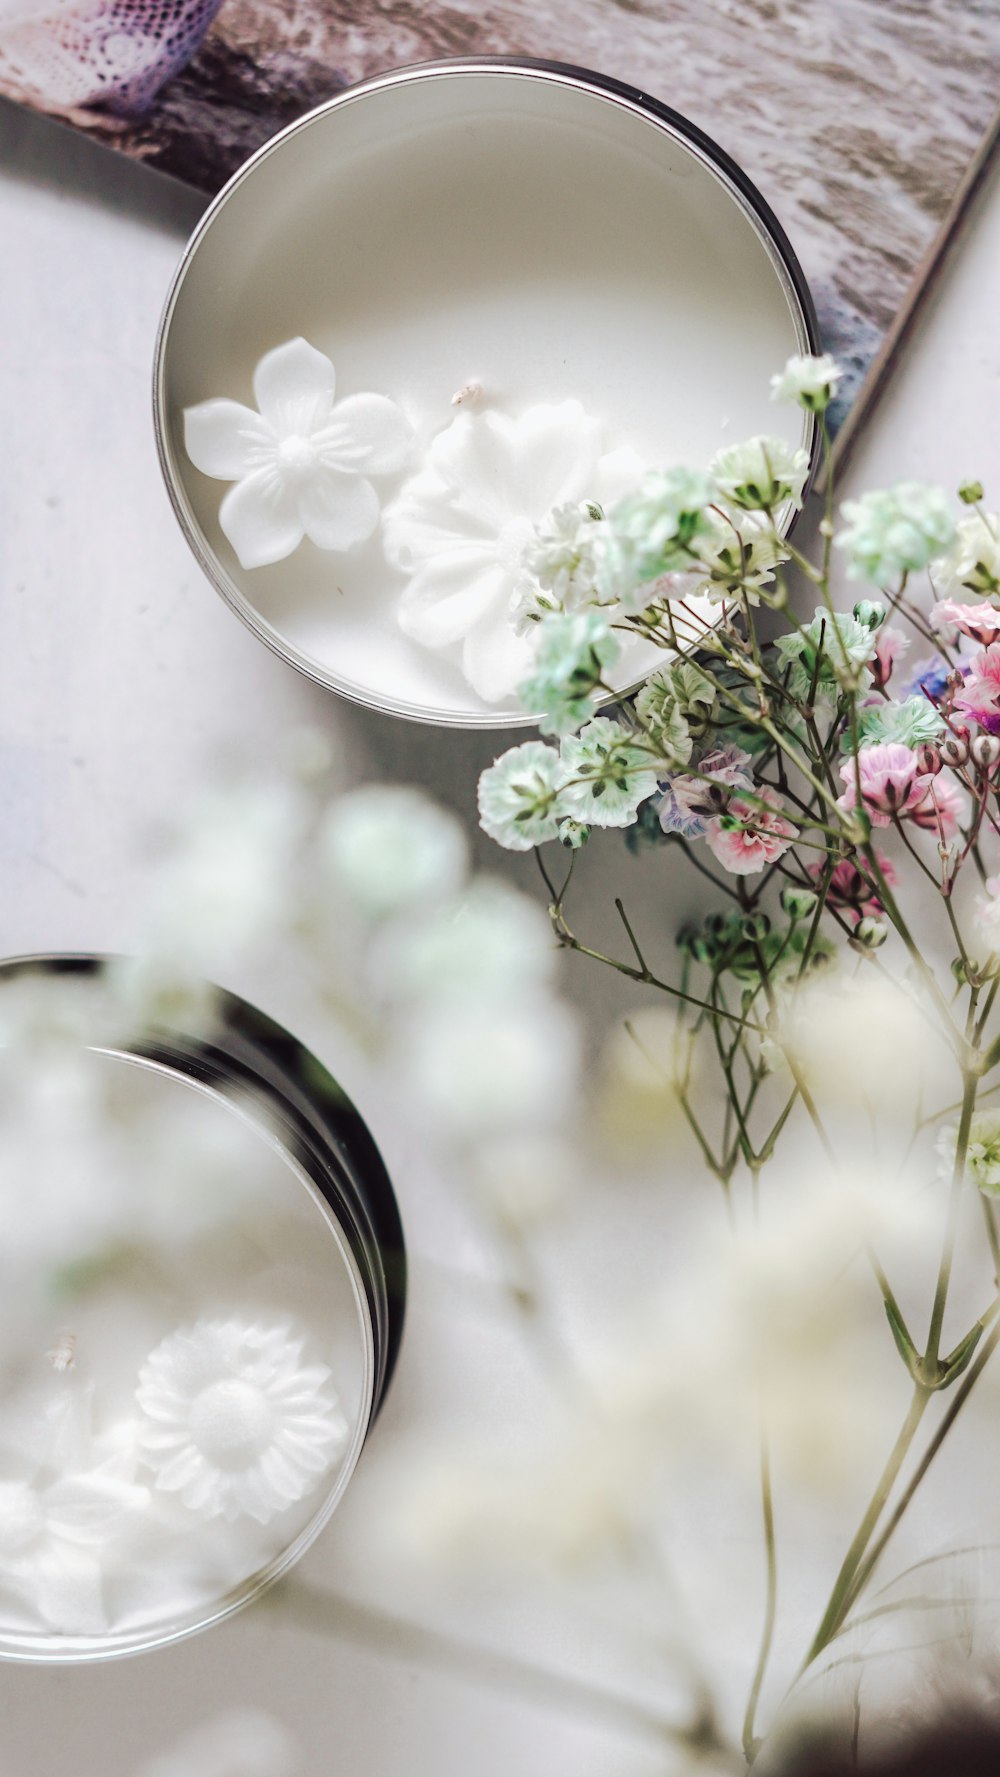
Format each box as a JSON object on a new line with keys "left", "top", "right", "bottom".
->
{"left": 159, "top": 67, "right": 811, "bottom": 724}
{"left": 0, "top": 1045, "right": 373, "bottom": 1658}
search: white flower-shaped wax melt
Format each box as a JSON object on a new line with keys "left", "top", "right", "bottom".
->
{"left": 136, "top": 1318, "right": 348, "bottom": 1525}
{"left": 382, "top": 402, "right": 641, "bottom": 703}
{"left": 0, "top": 1384, "right": 149, "bottom": 1636}
{"left": 183, "top": 338, "right": 414, "bottom": 570}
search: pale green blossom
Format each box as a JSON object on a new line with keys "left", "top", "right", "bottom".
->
{"left": 929, "top": 509, "right": 1000, "bottom": 599}
{"left": 477, "top": 741, "right": 567, "bottom": 851}
{"left": 559, "top": 718, "right": 659, "bottom": 829}
{"left": 684, "top": 512, "right": 788, "bottom": 603}
{"left": 320, "top": 785, "right": 467, "bottom": 916}
{"left": 836, "top": 483, "right": 955, "bottom": 586}
{"left": 774, "top": 605, "right": 878, "bottom": 698}
{"left": 853, "top": 695, "right": 946, "bottom": 750}
{"left": 373, "top": 878, "right": 556, "bottom": 1003}
{"left": 518, "top": 609, "right": 621, "bottom": 736}
{"left": 769, "top": 352, "right": 843, "bottom": 412}
{"left": 633, "top": 672, "right": 694, "bottom": 769}
{"left": 711, "top": 435, "right": 809, "bottom": 512}
{"left": 604, "top": 467, "right": 714, "bottom": 604}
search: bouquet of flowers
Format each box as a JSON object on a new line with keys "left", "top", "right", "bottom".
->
{"left": 467, "top": 353, "right": 1000, "bottom": 1761}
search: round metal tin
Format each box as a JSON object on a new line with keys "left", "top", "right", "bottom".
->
{"left": 0, "top": 954, "right": 405, "bottom": 1662}
{"left": 154, "top": 56, "right": 821, "bottom": 730}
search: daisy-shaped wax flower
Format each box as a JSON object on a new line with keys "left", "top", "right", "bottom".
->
{"left": 135, "top": 1319, "right": 348, "bottom": 1525}
{"left": 382, "top": 402, "right": 641, "bottom": 703}
{"left": 183, "top": 338, "right": 413, "bottom": 571}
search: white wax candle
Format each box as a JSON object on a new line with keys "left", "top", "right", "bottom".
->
{"left": 158, "top": 66, "right": 812, "bottom": 726}
{"left": 0, "top": 1033, "right": 373, "bottom": 1659}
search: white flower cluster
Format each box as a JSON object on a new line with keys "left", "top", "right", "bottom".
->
{"left": 477, "top": 720, "right": 660, "bottom": 852}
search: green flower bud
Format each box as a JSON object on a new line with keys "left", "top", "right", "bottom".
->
{"left": 781, "top": 885, "right": 819, "bottom": 921}
{"left": 853, "top": 598, "right": 887, "bottom": 630}
{"left": 959, "top": 480, "right": 985, "bottom": 506}
{"left": 740, "top": 913, "right": 771, "bottom": 943}
{"left": 854, "top": 916, "right": 888, "bottom": 950}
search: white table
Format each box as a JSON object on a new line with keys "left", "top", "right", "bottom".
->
{"left": 2, "top": 92, "right": 999, "bottom": 1776}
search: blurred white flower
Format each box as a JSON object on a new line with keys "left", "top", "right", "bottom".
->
{"left": 398, "top": 995, "right": 580, "bottom": 1139}
{"left": 599, "top": 1006, "right": 692, "bottom": 1148}
{"left": 836, "top": 483, "right": 955, "bottom": 586}
{"left": 774, "top": 972, "right": 941, "bottom": 1112}
{"left": 769, "top": 352, "right": 843, "bottom": 412}
{"left": 471, "top": 1132, "right": 575, "bottom": 1229}
{"left": 598, "top": 1179, "right": 918, "bottom": 1495}
{"left": 382, "top": 402, "right": 639, "bottom": 701}
{"left": 136, "top": 1320, "right": 347, "bottom": 1525}
{"left": 319, "top": 785, "right": 468, "bottom": 918}
{"left": 396, "top": 1419, "right": 650, "bottom": 1575}
{"left": 184, "top": 337, "right": 413, "bottom": 570}
{"left": 372, "top": 877, "right": 556, "bottom": 1005}
{"left": 144, "top": 780, "right": 306, "bottom": 972}
{"left": 974, "top": 874, "right": 1000, "bottom": 952}
{"left": 137, "top": 1710, "right": 298, "bottom": 1777}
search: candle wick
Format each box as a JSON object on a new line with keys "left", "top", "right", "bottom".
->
{"left": 46, "top": 1333, "right": 77, "bottom": 1373}
{"left": 451, "top": 380, "right": 485, "bottom": 408}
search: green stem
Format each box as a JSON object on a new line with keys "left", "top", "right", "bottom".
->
{"left": 742, "top": 1429, "right": 778, "bottom": 1762}
{"left": 802, "top": 1384, "right": 931, "bottom": 1669}
{"left": 839, "top": 1318, "right": 1000, "bottom": 1623}
{"left": 924, "top": 1068, "right": 977, "bottom": 1374}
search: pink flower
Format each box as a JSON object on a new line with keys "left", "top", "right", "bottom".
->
{"left": 705, "top": 785, "right": 796, "bottom": 876}
{"left": 668, "top": 745, "right": 754, "bottom": 828}
{"left": 931, "top": 599, "right": 1000, "bottom": 645}
{"left": 872, "top": 626, "right": 910, "bottom": 690}
{"left": 910, "top": 774, "right": 965, "bottom": 838}
{"left": 837, "top": 743, "right": 935, "bottom": 827}
{"left": 955, "top": 644, "right": 1000, "bottom": 734}
{"left": 813, "top": 852, "right": 897, "bottom": 924}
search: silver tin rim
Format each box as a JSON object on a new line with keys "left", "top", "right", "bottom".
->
{"left": 153, "top": 55, "right": 821, "bottom": 732}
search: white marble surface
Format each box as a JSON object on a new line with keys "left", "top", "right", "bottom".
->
{"left": 2, "top": 90, "right": 1000, "bottom": 1775}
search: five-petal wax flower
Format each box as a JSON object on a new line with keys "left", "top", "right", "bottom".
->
{"left": 183, "top": 338, "right": 414, "bottom": 571}
{"left": 136, "top": 1318, "right": 348, "bottom": 1525}
{"left": 382, "top": 402, "right": 641, "bottom": 703}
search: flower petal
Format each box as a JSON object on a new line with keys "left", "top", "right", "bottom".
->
{"left": 398, "top": 556, "right": 508, "bottom": 648}
{"left": 252, "top": 338, "right": 335, "bottom": 438}
{"left": 297, "top": 472, "right": 380, "bottom": 552}
{"left": 506, "top": 401, "right": 603, "bottom": 512}
{"left": 45, "top": 1473, "right": 149, "bottom": 1546}
{"left": 425, "top": 410, "right": 521, "bottom": 530}
{"left": 183, "top": 399, "right": 273, "bottom": 481}
{"left": 462, "top": 615, "right": 536, "bottom": 703}
{"left": 319, "top": 394, "right": 414, "bottom": 475}
{"left": 219, "top": 470, "right": 304, "bottom": 569}
{"left": 382, "top": 473, "right": 497, "bottom": 571}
